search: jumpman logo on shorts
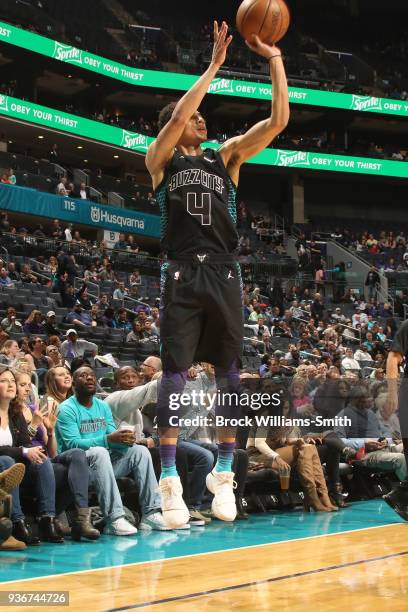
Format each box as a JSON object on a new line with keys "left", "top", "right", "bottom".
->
{"left": 228, "top": 270, "right": 234, "bottom": 279}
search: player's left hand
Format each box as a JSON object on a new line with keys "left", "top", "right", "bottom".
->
{"left": 245, "top": 34, "right": 281, "bottom": 60}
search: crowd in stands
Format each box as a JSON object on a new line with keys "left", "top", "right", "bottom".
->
{"left": 0, "top": 225, "right": 405, "bottom": 549}
{"left": 2, "top": 0, "right": 408, "bottom": 102}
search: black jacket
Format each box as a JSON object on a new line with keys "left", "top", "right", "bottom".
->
{"left": 0, "top": 410, "right": 32, "bottom": 460}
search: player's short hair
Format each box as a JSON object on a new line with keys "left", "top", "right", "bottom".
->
{"left": 157, "top": 101, "right": 178, "bottom": 131}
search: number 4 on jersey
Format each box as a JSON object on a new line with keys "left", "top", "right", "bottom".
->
{"left": 187, "top": 192, "right": 212, "bottom": 226}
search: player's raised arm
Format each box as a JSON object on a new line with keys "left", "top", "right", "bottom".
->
{"left": 145, "top": 21, "right": 232, "bottom": 188}
{"left": 219, "top": 35, "right": 289, "bottom": 178}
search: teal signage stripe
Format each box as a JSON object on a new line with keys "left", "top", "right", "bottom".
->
{"left": 0, "top": 20, "right": 407, "bottom": 118}
{"left": 0, "top": 94, "right": 407, "bottom": 178}
{"left": 0, "top": 183, "right": 161, "bottom": 237}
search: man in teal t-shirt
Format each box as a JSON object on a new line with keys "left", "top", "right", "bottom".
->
{"left": 56, "top": 366, "right": 169, "bottom": 534}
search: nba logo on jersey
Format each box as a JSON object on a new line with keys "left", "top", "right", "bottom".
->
{"left": 174, "top": 271, "right": 180, "bottom": 280}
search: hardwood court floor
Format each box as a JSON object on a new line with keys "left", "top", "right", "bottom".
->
{"left": 1, "top": 500, "right": 407, "bottom": 611}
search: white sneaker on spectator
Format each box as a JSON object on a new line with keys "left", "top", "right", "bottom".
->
{"left": 206, "top": 470, "right": 237, "bottom": 522}
{"left": 103, "top": 517, "right": 138, "bottom": 536}
{"left": 139, "top": 512, "right": 172, "bottom": 531}
{"left": 159, "top": 476, "right": 190, "bottom": 529}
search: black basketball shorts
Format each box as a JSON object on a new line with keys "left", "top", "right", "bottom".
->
{"left": 159, "top": 259, "right": 244, "bottom": 371}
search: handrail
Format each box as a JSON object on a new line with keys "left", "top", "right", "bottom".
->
{"left": 0, "top": 245, "right": 9, "bottom": 265}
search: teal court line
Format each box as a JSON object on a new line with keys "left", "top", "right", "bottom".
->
{"left": 0, "top": 500, "right": 404, "bottom": 584}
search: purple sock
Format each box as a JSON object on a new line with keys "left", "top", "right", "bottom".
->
{"left": 160, "top": 443, "right": 178, "bottom": 479}
{"left": 215, "top": 442, "right": 235, "bottom": 473}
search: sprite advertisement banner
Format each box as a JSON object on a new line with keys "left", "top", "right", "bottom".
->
{"left": 0, "top": 21, "right": 408, "bottom": 118}
{"left": 0, "top": 94, "right": 408, "bottom": 179}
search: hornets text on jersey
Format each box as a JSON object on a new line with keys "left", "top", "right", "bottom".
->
{"left": 155, "top": 148, "right": 238, "bottom": 256}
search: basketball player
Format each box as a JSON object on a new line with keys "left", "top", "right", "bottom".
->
{"left": 145, "top": 21, "right": 289, "bottom": 528}
{"left": 383, "top": 320, "right": 408, "bottom": 520}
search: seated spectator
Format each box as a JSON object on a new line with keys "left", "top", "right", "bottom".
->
{"left": 96, "top": 293, "right": 111, "bottom": 312}
{"left": 0, "top": 268, "right": 14, "bottom": 288}
{"left": 113, "top": 233, "right": 128, "bottom": 250}
{"left": 0, "top": 340, "right": 23, "bottom": 366}
{"left": 341, "top": 348, "right": 361, "bottom": 372}
{"left": 113, "top": 282, "right": 128, "bottom": 301}
{"left": 1, "top": 307, "right": 23, "bottom": 333}
{"left": 335, "top": 386, "right": 406, "bottom": 480}
{"left": 354, "top": 345, "right": 373, "bottom": 363}
{"left": 7, "top": 263, "right": 20, "bottom": 283}
{"left": 126, "top": 320, "right": 144, "bottom": 343}
{"left": 43, "top": 312, "right": 61, "bottom": 338}
{"left": 247, "top": 414, "right": 337, "bottom": 512}
{"left": 29, "top": 337, "right": 51, "bottom": 371}
{"left": 113, "top": 308, "right": 132, "bottom": 332}
{"left": 65, "top": 303, "right": 92, "bottom": 327}
{"left": 56, "top": 177, "right": 69, "bottom": 196}
{"left": 289, "top": 377, "right": 314, "bottom": 416}
{"left": 20, "top": 264, "right": 38, "bottom": 284}
{"left": 90, "top": 304, "right": 104, "bottom": 327}
{"left": 23, "top": 310, "right": 45, "bottom": 335}
{"left": 77, "top": 182, "right": 89, "bottom": 200}
{"left": 46, "top": 344, "right": 64, "bottom": 368}
{"left": 60, "top": 330, "right": 97, "bottom": 365}
{"left": 56, "top": 366, "right": 168, "bottom": 533}
{"left": 84, "top": 264, "right": 99, "bottom": 283}
{"left": 0, "top": 367, "right": 63, "bottom": 545}
{"left": 129, "top": 270, "right": 142, "bottom": 287}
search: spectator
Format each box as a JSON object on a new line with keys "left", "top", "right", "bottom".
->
{"left": 341, "top": 348, "right": 361, "bottom": 372}
{"left": 365, "top": 266, "right": 381, "bottom": 300}
{"left": 60, "top": 330, "right": 97, "bottom": 364}
{"left": 23, "top": 310, "right": 45, "bottom": 335}
{"left": 126, "top": 320, "right": 144, "bottom": 343}
{"left": 43, "top": 312, "right": 61, "bottom": 337}
{"left": 46, "top": 344, "right": 64, "bottom": 368}
{"left": 311, "top": 293, "right": 324, "bottom": 322}
{"left": 113, "top": 281, "right": 128, "bottom": 301}
{"left": 113, "top": 233, "right": 128, "bottom": 250}
{"left": 0, "top": 367, "right": 63, "bottom": 545}
{"left": 0, "top": 340, "right": 23, "bottom": 366}
{"left": 7, "top": 263, "right": 20, "bottom": 282}
{"left": 56, "top": 177, "right": 68, "bottom": 196}
{"left": 49, "top": 144, "right": 58, "bottom": 162}
{"left": 1, "top": 307, "right": 23, "bottom": 333}
{"left": 113, "top": 308, "right": 132, "bottom": 332}
{"left": 0, "top": 268, "right": 14, "bottom": 288}
{"left": 8, "top": 168, "right": 16, "bottom": 185}
{"left": 65, "top": 303, "right": 92, "bottom": 327}
{"left": 56, "top": 366, "right": 169, "bottom": 533}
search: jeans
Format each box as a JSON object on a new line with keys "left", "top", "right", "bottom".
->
{"left": 178, "top": 440, "right": 214, "bottom": 507}
{"left": 362, "top": 449, "right": 407, "bottom": 480}
{"left": 181, "top": 441, "right": 248, "bottom": 506}
{"left": 52, "top": 449, "right": 90, "bottom": 512}
{"left": 85, "top": 445, "right": 160, "bottom": 523}
{"left": 0, "top": 455, "right": 56, "bottom": 521}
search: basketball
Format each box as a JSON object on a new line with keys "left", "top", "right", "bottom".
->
{"left": 236, "top": 0, "right": 290, "bottom": 44}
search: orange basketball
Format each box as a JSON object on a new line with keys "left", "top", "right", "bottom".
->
{"left": 236, "top": 0, "right": 290, "bottom": 45}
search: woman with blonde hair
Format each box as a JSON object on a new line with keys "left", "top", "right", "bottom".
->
{"left": 46, "top": 345, "right": 64, "bottom": 368}
{"left": 0, "top": 340, "right": 24, "bottom": 366}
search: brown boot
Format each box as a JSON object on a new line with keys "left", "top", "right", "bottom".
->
{"left": 311, "top": 447, "right": 338, "bottom": 511}
{"left": 297, "top": 445, "right": 332, "bottom": 512}
{"left": 71, "top": 508, "right": 100, "bottom": 541}
{"left": 0, "top": 534, "right": 26, "bottom": 550}
{"left": 0, "top": 464, "right": 25, "bottom": 494}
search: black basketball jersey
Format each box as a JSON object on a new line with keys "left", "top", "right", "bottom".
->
{"left": 154, "top": 148, "right": 239, "bottom": 256}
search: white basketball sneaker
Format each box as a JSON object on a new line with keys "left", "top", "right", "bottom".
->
{"left": 159, "top": 476, "right": 190, "bottom": 529}
{"left": 206, "top": 470, "right": 237, "bottom": 522}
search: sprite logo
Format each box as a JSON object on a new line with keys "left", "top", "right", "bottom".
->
{"left": 53, "top": 42, "right": 83, "bottom": 64}
{"left": 275, "top": 150, "right": 310, "bottom": 168}
{"left": 351, "top": 95, "right": 382, "bottom": 112}
{"left": 208, "top": 78, "right": 235, "bottom": 94}
{"left": 0, "top": 94, "right": 8, "bottom": 112}
{"left": 120, "top": 130, "right": 149, "bottom": 151}
{"left": 91, "top": 206, "right": 101, "bottom": 223}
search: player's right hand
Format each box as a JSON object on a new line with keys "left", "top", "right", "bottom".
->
{"left": 211, "top": 21, "right": 233, "bottom": 68}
